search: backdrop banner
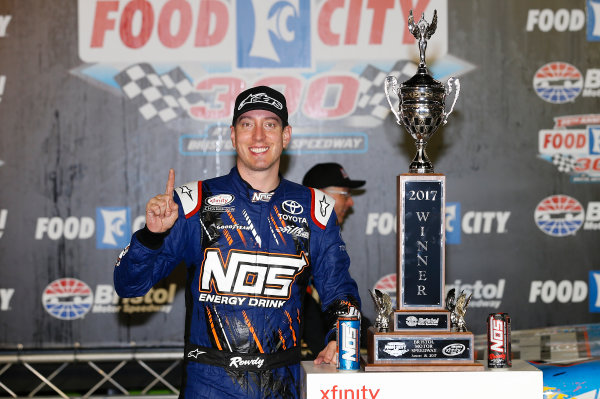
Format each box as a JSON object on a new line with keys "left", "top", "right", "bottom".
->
{"left": 0, "top": 0, "right": 599, "bottom": 348}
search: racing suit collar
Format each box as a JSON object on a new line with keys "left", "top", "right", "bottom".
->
{"left": 229, "top": 167, "right": 283, "bottom": 201}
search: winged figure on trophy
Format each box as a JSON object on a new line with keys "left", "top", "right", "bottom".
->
{"left": 369, "top": 289, "right": 393, "bottom": 332}
{"left": 408, "top": 9, "right": 437, "bottom": 68}
{"left": 446, "top": 288, "right": 473, "bottom": 332}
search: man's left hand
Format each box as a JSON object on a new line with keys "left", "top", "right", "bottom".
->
{"left": 314, "top": 341, "right": 337, "bottom": 365}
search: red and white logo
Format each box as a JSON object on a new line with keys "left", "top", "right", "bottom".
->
{"left": 206, "top": 194, "right": 234, "bottom": 206}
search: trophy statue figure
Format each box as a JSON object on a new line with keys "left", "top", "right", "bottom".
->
{"left": 369, "top": 289, "right": 393, "bottom": 332}
{"left": 384, "top": 10, "right": 460, "bottom": 174}
{"left": 446, "top": 289, "right": 473, "bottom": 332}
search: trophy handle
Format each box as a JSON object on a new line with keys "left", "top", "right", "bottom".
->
{"left": 384, "top": 76, "right": 402, "bottom": 124}
{"left": 443, "top": 77, "right": 460, "bottom": 125}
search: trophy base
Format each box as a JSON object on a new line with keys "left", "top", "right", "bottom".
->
{"left": 408, "top": 161, "right": 434, "bottom": 174}
{"left": 362, "top": 358, "right": 484, "bottom": 372}
{"left": 366, "top": 327, "right": 483, "bottom": 371}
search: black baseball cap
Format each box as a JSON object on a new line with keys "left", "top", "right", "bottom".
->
{"left": 302, "top": 163, "right": 366, "bottom": 189}
{"left": 231, "top": 86, "right": 288, "bottom": 127}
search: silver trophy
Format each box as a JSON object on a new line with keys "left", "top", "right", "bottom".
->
{"left": 369, "top": 289, "right": 393, "bottom": 332}
{"left": 385, "top": 10, "right": 460, "bottom": 174}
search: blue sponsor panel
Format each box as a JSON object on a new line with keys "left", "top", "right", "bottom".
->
{"left": 96, "top": 207, "right": 131, "bottom": 249}
{"left": 590, "top": 271, "right": 600, "bottom": 313}
{"left": 236, "top": 0, "right": 311, "bottom": 69}
{"left": 530, "top": 358, "right": 600, "bottom": 398}
{"left": 446, "top": 202, "right": 461, "bottom": 245}
{"left": 588, "top": 0, "right": 600, "bottom": 41}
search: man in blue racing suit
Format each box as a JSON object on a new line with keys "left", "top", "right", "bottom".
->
{"left": 114, "top": 86, "right": 361, "bottom": 398}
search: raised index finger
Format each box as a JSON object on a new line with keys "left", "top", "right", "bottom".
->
{"left": 165, "top": 168, "right": 175, "bottom": 195}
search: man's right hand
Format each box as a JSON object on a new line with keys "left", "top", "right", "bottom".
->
{"left": 145, "top": 168, "right": 179, "bottom": 233}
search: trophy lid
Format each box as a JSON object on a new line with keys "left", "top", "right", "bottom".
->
{"left": 402, "top": 66, "right": 444, "bottom": 90}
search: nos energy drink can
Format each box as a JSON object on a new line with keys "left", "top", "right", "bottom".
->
{"left": 337, "top": 316, "right": 360, "bottom": 371}
{"left": 487, "top": 313, "right": 512, "bottom": 368}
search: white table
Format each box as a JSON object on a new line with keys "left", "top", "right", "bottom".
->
{"left": 301, "top": 360, "right": 542, "bottom": 399}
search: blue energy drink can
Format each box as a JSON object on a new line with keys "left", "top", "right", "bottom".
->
{"left": 337, "top": 316, "right": 360, "bottom": 371}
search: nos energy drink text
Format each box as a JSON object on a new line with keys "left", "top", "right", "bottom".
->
{"left": 487, "top": 313, "right": 512, "bottom": 368}
{"left": 337, "top": 316, "right": 360, "bottom": 371}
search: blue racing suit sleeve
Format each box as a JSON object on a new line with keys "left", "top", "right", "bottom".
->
{"left": 113, "top": 195, "right": 189, "bottom": 298}
{"left": 310, "top": 209, "right": 361, "bottom": 344}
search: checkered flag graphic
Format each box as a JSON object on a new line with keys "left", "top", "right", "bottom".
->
{"left": 115, "top": 64, "right": 204, "bottom": 122}
{"left": 552, "top": 154, "right": 580, "bottom": 172}
{"left": 355, "top": 60, "right": 417, "bottom": 120}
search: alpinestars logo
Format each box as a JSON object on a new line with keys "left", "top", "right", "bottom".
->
{"left": 187, "top": 349, "right": 205, "bottom": 358}
{"left": 319, "top": 195, "right": 331, "bottom": 217}
{"left": 200, "top": 249, "right": 308, "bottom": 298}
{"left": 239, "top": 92, "right": 283, "bottom": 111}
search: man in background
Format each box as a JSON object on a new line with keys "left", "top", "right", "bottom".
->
{"left": 302, "top": 163, "right": 365, "bottom": 226}
{"left": 301, "top": 162, "right": 367, "bottom": 358}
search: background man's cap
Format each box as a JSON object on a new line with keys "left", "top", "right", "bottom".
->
{"left": 232, "top": 86, "right": 288, "bottom": 127}
{"left": 302, "top": 163, "right": 366, "bottom": 189}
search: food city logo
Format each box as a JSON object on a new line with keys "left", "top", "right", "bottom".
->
{"left": 533, "top": 62, "right": 600, "bottom": 104}
{"left": 534, "top": 194, "right": 600, "bottom": 237}
{"left": 373, "top": 275, "right": 506, "bottom": 309}
{"left": 537, "top": 114, "right": 600, "bottom": 183}
{"left": 34, "top": 207, "right": 146, "bottom": 249}
{"left": 366, "top": 205, "right": 511, "bottom": 244}
{"left": 0, "top": 288, "right": 15, "bottom": 311}
{"left": 42, "top": 278, "right": 178, "bottom": 320}
{"left": 529, "top": 279, "right": 587, "bottom": 305}
{"left": 75, "top": 0, "right": 473, "bottom": 155}
{"left": 526, "top": 3, "right": 600, "bottom": 42}
{"left": 198, "top": 249, "right": 308, "bottom": 308}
